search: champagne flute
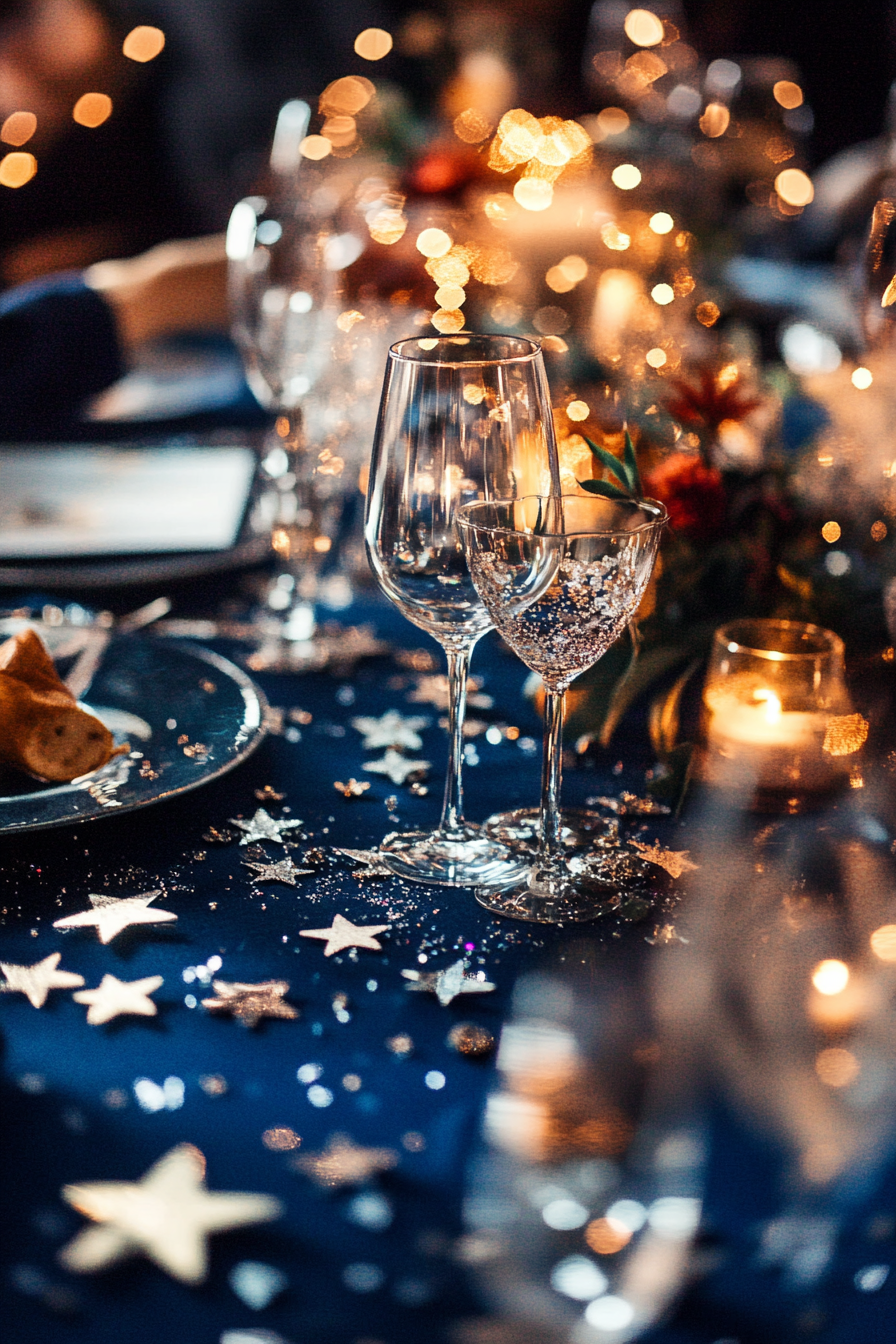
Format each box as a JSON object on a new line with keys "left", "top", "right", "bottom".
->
{"left": 458, "top": 493, "right": 666, "bottom": 920}
{"left": 365, "top": 334, "right": 560, "bottom": 886}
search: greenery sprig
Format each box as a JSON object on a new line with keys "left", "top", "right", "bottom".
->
{"left": 577, "top": 429, "right": 642, "bottom": 500}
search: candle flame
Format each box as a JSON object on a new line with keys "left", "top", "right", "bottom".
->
{"left": 752, "top": 688, "right": 782, "bottom": 722}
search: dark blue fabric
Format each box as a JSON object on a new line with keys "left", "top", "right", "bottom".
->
{"left": 0, "top": 275, "right": 124, "bottom": 440}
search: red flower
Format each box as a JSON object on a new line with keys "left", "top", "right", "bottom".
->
{"left": 643, "top": 452, "right": 726, "bottom": 540}
{"left": 665, "top": 365, "right": 762, "bottom": 433}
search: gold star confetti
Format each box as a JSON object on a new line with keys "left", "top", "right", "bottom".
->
{"left": 73, "top": 974, "right": 163, "bottom": 1025}
{"left": 229, "top": 809, "right": 304, "bottom": 845}
{"left": 254, "top": 785, "right": 286, "bottom": 802}
{"left": 242, "top": 856, "right": 314, "bottom": 886}
{"left": 53, "top": 891, "right": 176, "bottom": 944}
{"left": 201, "top": 979, "right": 299, "bottom": 1027}
{"left": 300, "top": 914, "right": 390, "bottom": 956}
{"left": 401, "top": 959, "right": 495, "bottom": 1007}
{"left": 645, "top": 923, "right": 690, "bottom": 946}
{"left": 408, "top": 674, "right": 493, "bottom": 711}
{"left": 588, "top": 793, "right": 672, "bottom": 816}
{"left": 292, "top": 1133, "right": 398, "bottom": 1188}
{"left": 351, "top": 710, "right": 430, "bottom": 750}
{"left": 58, "top": 1143, "right": 283, "bottom": 1285}
{"left": 334, "top": 847, "right": 393, "bottom": 878}
{"left": 628, "top": 840, "right": 699, "bottom": 879}
{"left": 0, "top": 952, "right": 85, "bottom": 1007}
{"left": 364, "top": 749, "right": 431, "bottom": 785}
{"left": 333, "top": 778, "right": 371, "bottom": 798}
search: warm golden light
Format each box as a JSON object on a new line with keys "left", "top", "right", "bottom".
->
{"left": 611, "top": 163, "right": 641, "bottom": 190}
{"left": 624, "top": 8, "right": 665, "bottom": 46}
{"left": 585, "top": 1216, "right": 633, "bottom": 1255}
{"left": 300, "top": 134, "right": 331, "bottom": 160}
{"left": 483, "top": 193, "right": 517, "bottom": 222}
{"left": 319, "top": 76, "right": 375, "bottom": 116}
{"left": 822, "top": 713, "right": 869, "bottom": 757}
{"left": 821, "top": 521, "right": 841, "bottom": 543}
{"left": 454, "top": 108, "right": 492, "bottom": 143}
{"left": 696, "top": 301, "right": 720, "bottom": 326}
{"left": 872, "top": 520, "right": 888, "bottom": 541}
{"left": 336, "top": 309, "right": 365, "bottom": 332}
{"left": 354, "top": 27, "right": 393, "bottom": 59}
{"left": 649, "top": 211, "right": 673, "bottom": 234}
{"left": 513, "top": 177, "right": 553, "bottom": 211}
{"left": 773, "top": 79, "right": 803, "bottom": 109}
{"left": 812, "top": 959, "right": 849, "bottom": 996}
{"left": 321, "top": 115, "right": 356, "bottom": 147}
{"left": 0, "top": 151, "right": 36, "bottom": 187}
{"left": 313, "top": 536, "right": 332, "bottom": 553}
{"left": 122, "top": 25, "right": 165, "bottom": 62}
{"left": 418, "top": 338, "right": 438, "bottom": 350}
{"left": 463, "top": 384, "right": 486, "bottom": 404}
{"left": 1, "top": 111, "right": 36, "bottom": 146}
{"left": 559, "top": 255, "right": 588, "bottom": 283}
{"left": 646, "top": 346, "right": 667, "bottom": 368}
{"left": 416, "top": 227, "right": 453, "bottom": 258}
{"left": 470, "top": 246, "right": 518, "bottom": 284}
{"left": 432, "top": 308, "right": 465, "bottom": 333}
{"left": 852, "top": 367, "right": 873, "bottom": 389}
{"left": 567, "top": 401, "right": 590, "bottom": 421}
{"left": 815, "top": 1047, "right": 859, "bottom": 1088}
{"left": 427, "top": 253, "right": 470, "bottom": 285}
{"left": 434, "top": 284, "right": 466, "bottom": 308}
{"left": 601, "top": 221, "right": 631, "bottom": 251}
{"left": 73, "top": 93, "right": 112, "bottom": 128}
{"left": 699, "top": 103, "right": 730, "bottom": 138}
{"left": 368, "top": 208, "right": 406, "bottom": 244}
{"left": 597, "top": 107, "right": 630, "bottom": 136}
{"left": 775, "top": 168, "right": 814, "bottom": 207}
{"left": 651, "top": 282, "right": 674, "bottom": 305}
{"left": 870, "top": 925, "right": 896, "bottom": 961}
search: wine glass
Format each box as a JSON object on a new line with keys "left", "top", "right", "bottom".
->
{"left": 364, "top": 334, "right": 561, "bottom": 886}
{"left": 457, "top": 493, "right": 666, "bottom": 921}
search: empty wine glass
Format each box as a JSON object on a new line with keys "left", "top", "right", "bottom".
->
{"left": 458, "top": 494, "right": 666, "bottom": 921}
{"left": 365, "top": 334, "right": 561, "bottom": 886}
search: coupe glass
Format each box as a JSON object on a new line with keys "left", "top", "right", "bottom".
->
{"left": 365, "top": 334, "right": 561, "bottom": 886}
{"left": 458, "top": 494, "right": 666, "bottom": 921}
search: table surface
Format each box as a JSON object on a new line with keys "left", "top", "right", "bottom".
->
{"left": 2, "top": 589, "right": 896, "bottom": 1344}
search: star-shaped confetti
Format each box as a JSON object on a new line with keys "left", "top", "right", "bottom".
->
{"left": 53, "top": 891, "right": 176, "bottom": 945}
{"left": 402, "top": 959, "right": 496, "bottom": 1007}
{"left": 73, "top": 974, "right": 163, "bottom": 1025}
{"left": 58, "top": 1143, "right": 283, "bottom": 1285}
{"left": 229, "top": 808, "right": 304, "bottom": 845}
{"left": 292, "top": 1134, "right": 398, "bottom": 1188}
{"left": 334, "top": 848, "right": 393, "bottom": 879}
{"left": 300, "top": 914, "right": 390, "bottom": 957}
{"left": 364, "top": 749, "right": 431, "bottom": 786}
{"left": 645, "top": 923, "right": 690, "bottom": 946}
{"left": 201, "top": 979, "right": 299, "bottom": 1027}
{"left": 333, "top": 778, "right": 371, "bottom": 798}
{"left": 0, "top": 952, "right": 85, "bottom": 1008}
{"left": 629, "top": 840, "right": 699, "bottom": 880}
{"left": 351, "top": 710, "right": 430, "bottom": 751}
{"left": 242, "top": 856, "right": 313, "bottom": 886}
{"left": 588, "top": 792, "right": 672, "bottom": 816}
{"left": 408, "top": 674, "right": 493, "bottom": 711}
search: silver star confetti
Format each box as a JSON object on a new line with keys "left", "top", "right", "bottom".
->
{"left": 408, "top": 674, "right": 493, "bottom": 711}
{"left": 73, "top": 974, "right": 163, "bottom": 1025}
{"left": 242, "top": 856, "right": 314, "bottom": 886}
{"left": 201, "top": 980, "right": 299, "bottom": 1027}
{"left": 229, "top": 809, "right": 304, "bottom": 845}
{"left": 53, "top": 891, "right": 176, "bottom": 945}
{"left": 59, "top": 1143, "right": 283, "bottom": 1284}
{"left": 292, "top": 1133, "right": 398, "bottom": 1188}
{"left": 402, "top": 959, "right": 496, "bottom": 1007}
{"left": 0, "top": 952, "right": 85, "bottom": 1008}
{"left": 351, "top": 710, "right": 430, "bottom": 751}
{"left": 300, "top": 914, "right": 390, "bottom": 957}
{"left": 364, "top": 749, "right": 431, "bottom": 786}
{"left": 334, "top": 848, "right": 393, "bottom": 879}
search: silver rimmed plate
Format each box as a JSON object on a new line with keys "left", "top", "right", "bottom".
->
{"left": 0, "top": 623, "right": 268, "bottom": 833}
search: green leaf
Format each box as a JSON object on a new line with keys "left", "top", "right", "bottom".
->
{"left": 623, "top": 429, "right": 642, "bottom": 494}
{"left": 583, "top": 436, "right": 631, "bottom": 490}
{"left": 577, "top": 477, "right": 632, "bottom": 500}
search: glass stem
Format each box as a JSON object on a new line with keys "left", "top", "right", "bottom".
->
{"left": 440, "top": 643, "right": 474, "bottom": 836}
{"left": 538, "top": 687, "right": 565, "bottom": 864}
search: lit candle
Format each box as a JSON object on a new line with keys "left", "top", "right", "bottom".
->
{"left": 703, "top": 683, "right": 847, "bottom": 793}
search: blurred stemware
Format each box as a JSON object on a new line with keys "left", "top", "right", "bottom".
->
{"left": 364, "top": 334, "right": 560, "bottom": 886}
{"left": 458, "top": 494, "right": 666, "bottom": 920}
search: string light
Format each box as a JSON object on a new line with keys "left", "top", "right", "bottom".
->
{"left": 73, "top": 94, "right": 112, "bottom": 128}
{"left": 122, "top": 26, "right": 165, "bottom": 62}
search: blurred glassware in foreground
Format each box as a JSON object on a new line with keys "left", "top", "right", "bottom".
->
{"left": 365, "top": 335, "right": 560, "bottom": 886}
{"left": 700, "top": 618, "right": 863, "bottom": 812}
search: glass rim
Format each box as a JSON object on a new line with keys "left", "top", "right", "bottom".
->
{"left": 457, "top": 493, "right": 669, "bottom": 539}
{"left": 388, "top": 333, "right": 544, "bottom": 368}
{"left": 713, "top": 617, "right": 844, "bottom": 662}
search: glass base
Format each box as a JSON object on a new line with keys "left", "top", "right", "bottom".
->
{"left": 484, "top": 806, "right": 611, "bottom": 851}
{"left": 379, "top": 826, "right": 527, "bottom": 887}
{"left": 474, "top": 847, "right": 657, "bottom": 924}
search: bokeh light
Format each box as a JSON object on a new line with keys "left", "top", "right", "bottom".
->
{"left": 811, "top": 959, "right": 850, "bottom": 996}
{"left": 432, "top": 308, "right": 465, "bottom": 333}
{"left": 416, "top": 228, "right": 453, "bottom": 258}
{"left": 821, "top": 521, "right": 841, "bottom": 543}
{"left": 300, "top": 135, "right": 331, "bottom": 160}
{"left": 773, "top": 79, "right": 803, "bottom": 109}
{"left": 852, "top": 367, "right": 873, "bottom": 389}
{"left": 1, "top": 112, "right": 36, "bottom": 146}
{"left": 0, "top": 152, "right": 36, "bottom": 187}
{"left": 649, "top": 211, "right": 674, "bottom": 233}
{"left": 566, "top": 401, "right": 590, "bottom": 421}
{"left": 646, "top": 347, "right": 667, "bottom": 367}
{"left": 871, "top": 925, "right": 896, "bottom": 961}
{"left": 815, "top": 1047, "right": 860, "bottom": 1088}
{"left": 623, "top": 8, "right": 665, "bottom": 46}
{"left": 513, "top": 178, "right": 553, "bottom": 211}
{"left": 73, "top": 94, "right": 112, "bottom": 128}
{"left": 696, "top": 301, "right": 720, "bottom": 326}
{"left": 354, "top": 28, "right": 393, "bottom": 60}
{"left": 775, "top": 168, "right": 814, "bottom": 207}
{"left": 597, "top": 107, "right": 630, "bottom": 136}
{"left": 611, "top": 163, "right": 642, "bottom": 189}
{"left": 699, "top": 103, "right": 730, "bottom": 138}
{"left": 454, "top": 108, "right": 492, "bottom": 143}
{"left": 434, "top": 284, "right": 466, "bottom": 308}
{"left": 122, "top": 26, "right": 165, "bottom": 62}
{"left": 651, "top": 283, "right": 674, "bottom": 305}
